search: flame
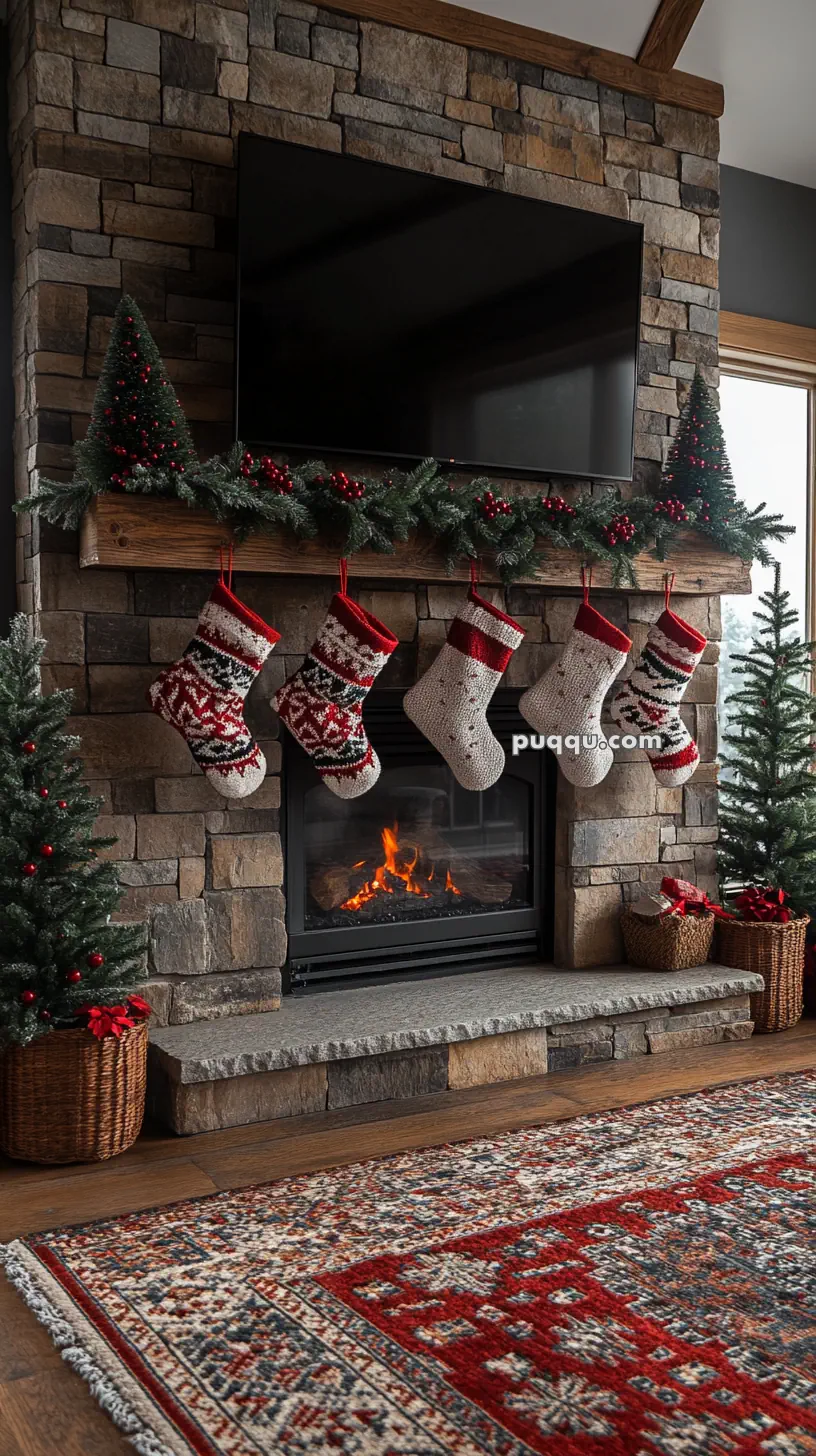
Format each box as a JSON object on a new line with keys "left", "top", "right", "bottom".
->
{"left": 340, "top": 823, "right": 462, "bottom": 912}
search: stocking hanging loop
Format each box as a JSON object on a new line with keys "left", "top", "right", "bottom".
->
{"left": 219, "top": 542, "right": 234, "bottom": 591}
{"left": 581, "top": 564, "right": 593, "bottom": 604}
{"left": 469, "top": 558, "right": 480, "bottom": 590}
{"left": 339, "top": 556, "right": 349, "bottom": 598}
{"left": 664, "top": 571, "right": 676, "bottom": 611}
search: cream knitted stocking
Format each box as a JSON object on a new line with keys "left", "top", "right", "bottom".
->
{"left": 403, "top": 586, "right": 525, "bottom": 791}
{"left": 519, "top": 602, "right": 632, "bottom": 787}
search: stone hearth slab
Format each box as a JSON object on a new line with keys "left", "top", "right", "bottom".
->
{"left": 150, "top": 964, "right": 763, "bottom": 1084}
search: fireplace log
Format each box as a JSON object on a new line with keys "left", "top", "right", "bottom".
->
{"left": 451, "top": 861, "right": 514, "bottom": 904}
{"left": 309, "top": 864, "right": 353, "bottom": 910}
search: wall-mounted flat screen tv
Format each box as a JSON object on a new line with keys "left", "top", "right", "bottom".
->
{"left": 236, "top": 135, "right": 643, "bottom": 481}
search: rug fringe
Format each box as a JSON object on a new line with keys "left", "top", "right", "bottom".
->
{"left": 0, "top": 1240, "right": 179, "bottom": 1456}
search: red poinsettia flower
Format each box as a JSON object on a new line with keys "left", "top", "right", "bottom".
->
{"left": 78, "top": 1004, "right": 136, "bottom": 1040}
{"left": 126, "top": 994, "right": 152, "bottom": 1021}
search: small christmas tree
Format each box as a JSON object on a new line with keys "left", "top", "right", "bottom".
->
{"left": 662, "top": 369, "right": 738, "bottom": 520}
{"left": 659, "top": 368, "right": 792, "bottom": 565}
{"left": 719, "top": 564, "right": 816, "bottom": 910}
{"left": 76, "top": 295, "right": 198, "bottom": 492}
{"left": 0, "top": 616, "right": 145, "bottom": 1046}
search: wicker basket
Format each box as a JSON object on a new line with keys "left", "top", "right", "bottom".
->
{"left": 715, "top": 915, "right": 807, "bottom": 1033}
{"left": 621, "top": 909, "right": 715, "bottom": 972}
{"left": 0, "top": 1021, "right": 148, "bottom": 1163}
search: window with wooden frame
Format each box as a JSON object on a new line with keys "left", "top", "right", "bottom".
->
{"left": 718, "top": 313, "right": 816, "bottom": 739}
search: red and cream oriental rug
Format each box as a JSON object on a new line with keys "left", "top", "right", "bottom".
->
{"left": 2, "top": 1072, "right": 815, "bottom": 1456}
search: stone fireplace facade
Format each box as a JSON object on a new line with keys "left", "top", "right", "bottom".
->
{"left": 9, "top": 0, "right": 721, "bottom": 1028}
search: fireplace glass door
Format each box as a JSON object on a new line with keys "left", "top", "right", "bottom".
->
{"left": 285, "top": 692, "right": 551, "bottom": 990}
{"left": 304, "top": 765, "right": 532, "bottom": 929}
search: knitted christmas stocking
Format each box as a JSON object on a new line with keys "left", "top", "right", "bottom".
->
{"left": 519, "top": 600, "right": 631, "bottom": 787}
{"left": 272, "top": 581, "right": 398, "bottom": 798}
{"left": 403, "top": 585, "right": 525, "bottom": 791}
{"left": 148, "top": 579, "right": 280, "bottom": 799}
{"left": 611, "top": 606, "right": 706, "bottom": 786}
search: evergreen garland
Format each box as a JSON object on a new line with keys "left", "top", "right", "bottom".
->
{"left": 719, "top": 564, "right": 816, "bottom": 911}
{"left": 18, "top": 298, "right": 793, "bottom": 585}
{"left": 0, "top": 616, "right": 146, "bottom": 1046}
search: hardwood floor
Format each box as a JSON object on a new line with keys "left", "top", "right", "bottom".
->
{"left": 1, "top": 1022, "right": 815, "bottom": 1456}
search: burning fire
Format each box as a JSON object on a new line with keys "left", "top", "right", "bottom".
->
{"left": 341, "top": 824, "right": 462, "bottom": 912}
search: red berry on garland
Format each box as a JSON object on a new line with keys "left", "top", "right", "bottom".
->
{"left": 66, "top": 969, "right": 82, "bottom": 983}
{"left": 39, "top": 787, "right": 49, "bottom": 798}
{"left": 57, "top": 799, "right": 67, "bottom": 809}
{"left": 38, "top": 1009, "right": 52, "bottom": 1022}
{"left": 87, "top": 952, "right": 105, "bottom": 969}
{"left": 22, "top": 741, "right": 36, "bottom": 754}
{"left": 22, "top": 862, "right": 37, "bottom": 876}
{"left": 40, "top": 844, "right": 54, "bottom": 858}
{"left": 20, "top": 990, "right": 37, "bottom": 1006}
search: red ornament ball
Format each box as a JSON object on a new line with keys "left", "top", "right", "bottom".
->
{"left": 22, "top": 741, "right": 36, "bottom": 755}
{"left": 87, "top": 952, "right": 105, "bottom": 970}
{"left": 329, "top": 471, "right": 365, "bottom": 502}
{"left": 40, "top": 844, "right": 54, "bottom": 858}
{"left": 38, "top": 1009, "right": 52, "bottom": 1022}
{"left": 22, "top": 862, "right": 37, "bottom": 877}
{"left": 476, "top": 489, "right": 512, "bottom": 522}
{"left": 20, "top": 990, "right": 37, "bottom": 1006}
{"left": 57, "top": 800, "right": 68, "bottom": 810}
{"left": 39, "top": 787, "right": 49, "bottom": 799}
{"left": 66, "top": 969, "right": 82, "bottom": 984}
{"left": 603, "top": 513, "right": 636, "bottom": 547}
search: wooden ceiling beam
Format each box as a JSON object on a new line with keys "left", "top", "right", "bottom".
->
{"left": 637, "top": 0, "right": 706, "bottom": 73}
{"left": 317, "top": 0, "right": 724, "bottom": 116}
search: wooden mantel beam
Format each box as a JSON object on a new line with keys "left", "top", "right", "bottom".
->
{"left": 637, "top": 0, "right": 707, "bottom": 73}
{"left": 79, "top": 495, "right": 751, "bottom": 595}
{"left": 317, "top": 0, "right": 724, "bottom": 116}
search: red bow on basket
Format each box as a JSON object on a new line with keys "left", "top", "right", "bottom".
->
{"left": 76, "top": 994, "right": 152, "bottom": 1040}
{"left": 734, "top": 886, "right": 791, "bottom": 923}
{"left": 659, "top": 876, "right": 734, "bottom": 920}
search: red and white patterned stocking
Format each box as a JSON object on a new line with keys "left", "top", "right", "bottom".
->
{"left": 272, "top": 563, "right": 398, "bottom": 798}
{"left": 148, "top": 571, "right": 280, "bottom": 799}
{"left": 611, "top": 581, "right": 706, "bottom": 787}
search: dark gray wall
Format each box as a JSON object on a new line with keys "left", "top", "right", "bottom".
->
{"left": 1, "top": 31, "right": 15, "bottom": 634}
{"left": 720, "top": 165, "right": 816, "bottom": 330}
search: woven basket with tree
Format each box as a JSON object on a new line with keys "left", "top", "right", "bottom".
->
{"left": 0, "top": 617, "right": 148, "bottom": 1162}
{"left": 717, "top": 567, "right": 815, "bottom": 1033}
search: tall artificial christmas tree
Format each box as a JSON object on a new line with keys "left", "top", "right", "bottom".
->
{"left": 659, "top": 369, "right": 791, "bottom": 564}
{"left": 76, "top": 294, "right": 197, "bottom": 493}
{"left": 719, "top": 565, "right": 816, "bottom": 910}
{"left": 0, "top": 616, "right": 145, "bottom": 1046}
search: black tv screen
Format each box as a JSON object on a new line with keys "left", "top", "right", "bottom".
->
{"left": 236, "top": 135, "right": 643, "bottom": 481}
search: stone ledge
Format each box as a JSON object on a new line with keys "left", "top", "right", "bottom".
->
{"left": 149, "top": 963, "right": 763, "bottom": 1084}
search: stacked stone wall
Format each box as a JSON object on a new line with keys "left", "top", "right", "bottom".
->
{"left": 8, "top": 0, "right": 721, "bottom": 1019}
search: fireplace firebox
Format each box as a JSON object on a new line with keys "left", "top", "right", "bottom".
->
{"left": 284, "top": 691, "right": 555, "bottom": 992}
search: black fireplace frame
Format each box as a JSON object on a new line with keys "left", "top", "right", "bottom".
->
{"left": 283, "top": 689, "right": 556, "bottom": 993}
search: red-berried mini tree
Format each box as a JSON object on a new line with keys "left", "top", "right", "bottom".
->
{"left": 77, "top": 295, "right": 198, "bottom": 491}
{"left": 0, "top": 616, "right": 146, "bottom": 1046}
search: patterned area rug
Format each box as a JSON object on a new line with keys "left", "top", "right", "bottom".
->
{"left": 2, "top": 1072, "right": 815, "bottom": 1456}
